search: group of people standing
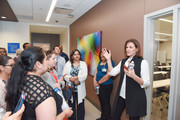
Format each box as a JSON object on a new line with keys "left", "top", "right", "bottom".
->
{"left": 0, "top": 43, "right": 87, "bottom": 120}
{"left": 0, "top": 38, "right": 150, "bottom": 120}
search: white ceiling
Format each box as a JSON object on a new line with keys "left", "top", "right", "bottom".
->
{"left": 7, "top": 0, "right": 101, "bottom": 26}
{"left": 155, "top": 14, "right": 173, "bottom": 42}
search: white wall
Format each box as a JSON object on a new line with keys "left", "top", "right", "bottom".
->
{"left": 160, "top": 41, "right": 172, "bottom": 59}
{"left": 0, "top": 21, "right": 69, "bottom": 58}
{"left": 160, "top": 41, "right": 172, "bottom": 64}
{"left": 60, "top": 29, "right": 69, "bottom": 56}
{"left": 0, "top": 21, "right": 30, "bottom": 57}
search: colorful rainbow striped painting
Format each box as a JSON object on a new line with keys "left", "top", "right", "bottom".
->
{"left": 77, "top": 31, "right": 101, "bottom": 76}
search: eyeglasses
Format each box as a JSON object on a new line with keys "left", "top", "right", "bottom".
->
{"left": 0, "top": 51, "right": 6, "bottom": 53}
{"left": 5, "top": 64, "right": 14, "bottom": 67}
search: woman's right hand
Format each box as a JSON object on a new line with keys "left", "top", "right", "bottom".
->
{"left": 54, "top": 83, "right": 61, "bottom": 90}
{"left": 102, "top": 48, "right": 111, "bottom": 60}
{"left": 93, "top": 81, "right": 100, "bottom": 90}
{"left": 64, "top": 107, "right": 73, "bottom": 118}
{"left": 2, "top": 104, "right": 25, "bottom": 120}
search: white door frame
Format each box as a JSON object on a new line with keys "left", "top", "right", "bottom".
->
{"left": 144, "top": 4, "right": 180, "bottom": 120}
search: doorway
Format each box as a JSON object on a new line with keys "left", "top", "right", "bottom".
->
{"left": 151, "top": 13, "right": 172, "bottom": 120}
{"left": 144, "top": 4, "right": 180, "bottom": 120}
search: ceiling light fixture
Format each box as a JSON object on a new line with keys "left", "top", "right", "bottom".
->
{"left": 1, "top": 16, "right": 6, "bottom": 19}
{"left": 46, "top": 0, "right": 57, "bottom": 22}
{"left": 155, "top": 38, "right": 168, "bottom": 41}
{"left": 159, "top": 18, "right": 173, "bottom": 23}
{"left": 155, "top": 32, "right": 172, "bottom": 36}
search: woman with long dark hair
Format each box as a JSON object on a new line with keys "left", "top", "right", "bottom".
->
{"left": 0, "top": 56, "right": 15, "bottom": 113}
{"left": 63, "top": 49, "right": 87, "bottom": 120}
{"left": 103, "top": 39, "right": 150, "bottom": 120}
{"left": 5, "top": 46, "right": 72, "bottom": 120}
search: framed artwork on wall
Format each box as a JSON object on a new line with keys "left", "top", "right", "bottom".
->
{"left": 77, "top": 31, "right": 102, "bottom": 76}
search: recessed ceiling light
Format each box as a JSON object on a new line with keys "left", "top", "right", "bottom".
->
{"left": 46, "top": 0, "right": 57, "bottom": 22}
{"left": 155, "top": 32, "right": 172, "bottom": 36}
{"left": 155, "top": 38, "right": 168, "bottom": 41}
{"left": 1, "top": 16, "right": 6, "bottom": 19}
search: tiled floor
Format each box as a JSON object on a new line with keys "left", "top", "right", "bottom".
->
{"left": 84, "top": 97, "right": 169, "bottom": 120}
{"left": 85, "top": 99, "right": 101, "bottom": 120}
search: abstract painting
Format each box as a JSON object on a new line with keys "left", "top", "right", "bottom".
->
{"left": 77, "top": 31, "right": 101, "bottom": 76}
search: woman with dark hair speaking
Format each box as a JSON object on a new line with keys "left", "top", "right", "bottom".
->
{"left": 63, "top": 49, "right": 88, "bottom": 120}
{"left": 5, "top": 46, "right": 72, "bottom": 120}
{"left": 103, "top": 39, "right": 150, "bottom": 120}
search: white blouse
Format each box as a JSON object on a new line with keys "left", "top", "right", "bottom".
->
{"left": 63, "top": 61, "right": 88, "bottom": 104}
{"left": 108, "top": 58, "right": 150, "bottom": 99}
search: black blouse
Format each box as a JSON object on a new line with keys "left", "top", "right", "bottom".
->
{"left": 21, "top": 75, "right": 62, "bottom": 120}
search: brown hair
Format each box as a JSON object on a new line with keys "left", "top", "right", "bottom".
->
{"left": 124, "top": 38, "right": 142, "bottom": 58}
{"left": 59, "top": 45, "right": 63, "bottom": 52}
{"left": 45, "top": 50, "right": 55, "bottom": 60}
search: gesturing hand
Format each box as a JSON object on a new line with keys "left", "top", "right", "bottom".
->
{"left": 102, "top": 48, "right": 111, "bottom": 60}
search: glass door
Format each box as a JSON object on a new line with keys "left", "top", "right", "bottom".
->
{"left": 151, "top": 13, "right": 173, "bottom": 120}
{"left": 144, "top": 4, "right": 180, "bottom": 120}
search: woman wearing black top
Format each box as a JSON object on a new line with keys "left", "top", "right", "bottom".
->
{"left": 5, "top": 46, "right": 73, "bottom": 120}
{"left": 103, "top": 39, "right": 150, "bottom": 120}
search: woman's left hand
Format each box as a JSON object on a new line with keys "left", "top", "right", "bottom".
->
{"left": 124, "top": 68, "right": 135, "bottom": 78}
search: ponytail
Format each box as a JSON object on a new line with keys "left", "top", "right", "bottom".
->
{"left": 5, "top": 62, "right": 27, "bottom": 111}
{"left": 5, "top": 46, "right": 45, "bottom": 111}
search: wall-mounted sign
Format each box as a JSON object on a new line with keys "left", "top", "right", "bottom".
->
{"left": 8, "top": 43, "right": 20, "bottom": 53}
